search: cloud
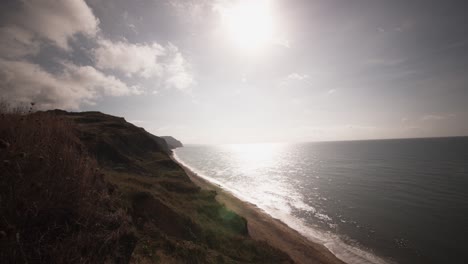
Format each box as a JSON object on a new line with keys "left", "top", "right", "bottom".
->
{"left": 0, "top": 26, "right": 41, "bottom": 58}
{"left": 169, "top": 0, "right": 213, "bottom": 22}
{"left": 0, "top": 0, "right": 195, "bottom": 111}
{"left": 421, "top": 114, "right": 455, "bottom": 121}
{"left": 0, "top": 59, "right": 140, "bottom": 109}
{"left": 8, "top": 0, "right": 99, "bottom": 50}
{"left": 94, "top": 38, "right": 165, "bottom": 78}
{"left": 287, "top": 73, "right": 309, "bottom": 81}
{"left": 94, "top": 40, "right": 194, "bottom": 91}
{"left": 128, "top": 23, "right": 138, "bottom": 34}
{"left": 279, "top": 72, "right": 313, "bottom": 88}
{"left": 163, "top": 44, "right": 195, "bottom": 91}
{"left": 62, "top": 62, "right": 142, "bottom": 97}
{"left": 0, "top": 0, "right": 139, "bottom": 110}
{"left": 327, "top": 89, "right": 336, "bottom": 95}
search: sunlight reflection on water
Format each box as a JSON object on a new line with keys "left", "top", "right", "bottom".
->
{"left": 225, "top": 143, "right": 283, "bottom": 171}
{"left": 173, "top": 142, "right": 408, "bottom": 264}
{"left": 177, "top": 138, "right": 468, "bottom": 264}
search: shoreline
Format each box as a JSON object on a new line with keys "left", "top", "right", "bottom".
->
{"left": 171, "top": 154, "right": 346, "bottom": 264}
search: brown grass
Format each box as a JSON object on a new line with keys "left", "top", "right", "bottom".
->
{"left": 0, "top": 103, "right": 136, "bottom": 263}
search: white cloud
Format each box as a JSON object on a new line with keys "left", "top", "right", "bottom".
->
{"left": 327, "top": 89, "right": 336, "bottom": 95}
{"left": 94, "top": 38, "right": 165, "bottom": 78}
{"left": 0, "top": 0, "right": 143, "bottom": 110}
{"left": 61, "top": 62, "right": 142, "bottom": 96}
{"left": 94, "top": 40, "right": 195, "bottom": 91}
{"left": 0, "top": 59, "right": 140, "bottom": 109}
{"left": 128, "top": 23, "right": 138, "bottom": 34}
{"left": 10, "top": 0, "right": 99, "bottom": 50}
{"left": 0, "top": 0, "right": 100, "bottom": 61}
{"left": 164, "top": 44, "right": 195, "bottom": 91}
{"left": 287, "top": 73, "right": 309, "bottom": 81}
{"left": 278, "top": 72, "right": 311, "bottom": 88}
{"left": 0, "top": 0, "right": 195, "bottom": 111}
{"left": 169, "top": 0, "right": 212, "bottom": 22}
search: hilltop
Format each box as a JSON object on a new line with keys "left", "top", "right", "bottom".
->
{"left": 0, "top": 109, "right": 292, "bottom": 263}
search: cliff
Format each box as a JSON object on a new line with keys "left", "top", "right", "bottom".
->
{"left": 0, "top": 109, "right": 292, "bottom": 263}
{"left": 161, "top": 136, "right": 184, "bottom": 149}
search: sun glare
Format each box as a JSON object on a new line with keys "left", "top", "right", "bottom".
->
{"left": 218, "top": 0, "right": 275, "bottom": 52}
{"left": 227, "top": 143, "right": 284, "bottom": 170}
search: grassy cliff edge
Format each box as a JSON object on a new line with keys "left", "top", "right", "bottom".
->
{"left": 0, "top": 109, "right": 292, "bottom": 263}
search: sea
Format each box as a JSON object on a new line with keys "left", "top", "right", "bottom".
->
{"left": 173, "top": 137, "right": 468, "bottom": 264}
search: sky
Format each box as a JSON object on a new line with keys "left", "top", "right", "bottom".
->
{"left": 1, "top": 0, "right": 467, "bottom": 144}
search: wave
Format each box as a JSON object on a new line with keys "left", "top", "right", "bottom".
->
{"left": 173, "top": 151, "right": 391, "bottom": 264}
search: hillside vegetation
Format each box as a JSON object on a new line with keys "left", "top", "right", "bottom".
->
{"left": 0, "top": 107, "right": 292, "bottom": 263}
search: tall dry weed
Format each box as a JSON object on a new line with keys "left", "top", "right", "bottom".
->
{"left": 0, "top": 105, "right": 135, "bottom": 263}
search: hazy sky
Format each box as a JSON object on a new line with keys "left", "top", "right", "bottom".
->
{"left": 1, "top": 0, "right": 467, "bottom": 144}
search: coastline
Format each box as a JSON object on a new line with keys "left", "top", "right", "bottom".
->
{"left": 171, "top": 154, "right": 346, "bottom": 264}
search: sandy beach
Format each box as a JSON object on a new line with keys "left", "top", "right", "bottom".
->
{"left": 172, "top": 156, "right": 346, "bottom": 264}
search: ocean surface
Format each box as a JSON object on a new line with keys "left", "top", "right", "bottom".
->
{"left": 173, "top": 137, "right": 468, "bottom": 264}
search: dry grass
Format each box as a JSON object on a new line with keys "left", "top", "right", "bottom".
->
{"left": 0, "top": 103, "right": 136, "bottom": 263}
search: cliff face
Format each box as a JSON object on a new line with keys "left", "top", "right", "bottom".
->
{"left": 47, "top": 110, "right": 292, "bottom": 263}
{"left": 161, "top": 136, "right": 184, "bottom": 149}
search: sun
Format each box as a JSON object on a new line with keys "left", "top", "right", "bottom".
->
{"left": 217, "top": 0, "right": 275, "bottom": 52}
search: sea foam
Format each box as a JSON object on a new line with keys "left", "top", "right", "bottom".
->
{"left": 173, "top": 151, "right": 390, "bottom": 264}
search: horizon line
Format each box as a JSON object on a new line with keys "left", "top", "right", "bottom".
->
{"left": 181, "top": 135, "right": 468, "bottom": 146}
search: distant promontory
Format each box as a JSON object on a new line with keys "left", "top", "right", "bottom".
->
{"left": 161, "top": 136, "right": 183, "bottom": 149}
